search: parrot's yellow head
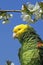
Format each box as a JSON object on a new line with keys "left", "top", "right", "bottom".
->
{"left": 13, "top": 24, "right": 29, "bottom": 38}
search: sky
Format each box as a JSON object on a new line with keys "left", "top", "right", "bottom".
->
{"left": 0, "top": 0, "right": 43, "bottom": 65}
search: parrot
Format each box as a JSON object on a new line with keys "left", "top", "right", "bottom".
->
{"left": 13, "top": 24, "right": 43, "bottom": 65}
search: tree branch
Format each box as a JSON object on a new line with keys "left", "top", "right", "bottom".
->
{"left": 0, "top": 10, "right": 21, "bottom": 12}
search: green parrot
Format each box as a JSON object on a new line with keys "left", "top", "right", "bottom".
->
{"left": 13, "top": 24, "right": 43, "bottom": 65}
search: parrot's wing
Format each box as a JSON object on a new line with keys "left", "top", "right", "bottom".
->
{"left": 37, "top": 42, "right": 43, "bottom": 65}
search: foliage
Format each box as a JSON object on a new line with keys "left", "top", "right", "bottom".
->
{"left": 0, "top": 1, "right": 43, "bottom": 24}
{"left": 6, "top": 60, "right": 14, "bottom": 65}
{"left": 21, "top": 2, "right": 43, "bottom": 24}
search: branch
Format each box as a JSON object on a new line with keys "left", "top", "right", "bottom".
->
{"left": 0, "top": 1, "right": 43, "bottom": 24}
{"left": 0, "top": 10, "right": 22, "bottom": 24}
{"left": 0, "top": 10, "right": 21, "bottom": 12}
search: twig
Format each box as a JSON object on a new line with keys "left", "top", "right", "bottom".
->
{"left": 0, "top": 10, "right": 21, "bottom": 13}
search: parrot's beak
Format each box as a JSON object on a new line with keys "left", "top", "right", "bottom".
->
{"left": 13, "top": 33, "right": 17, "bottom": 38}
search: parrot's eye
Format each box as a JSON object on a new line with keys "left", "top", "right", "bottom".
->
{"left": 18, "top": 28, "right": 21, "bottom": 30}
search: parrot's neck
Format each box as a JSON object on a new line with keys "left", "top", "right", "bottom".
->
{"left": 19, "top": 28, "right": 42, "bottom": 45}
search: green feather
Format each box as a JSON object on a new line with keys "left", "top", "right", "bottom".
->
{"left": 18, "top": 26, "right": 42, "bottom": 65}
